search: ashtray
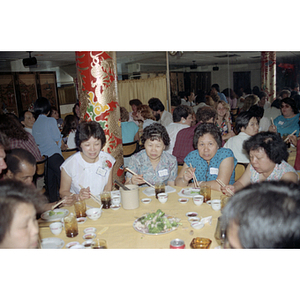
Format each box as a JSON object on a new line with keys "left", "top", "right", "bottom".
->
{"left": 190, "top": 237, "right": 212, "bottom": 249}
{"left": 76, "top": 217, "right": 87, "bottom": 224}
{"left": 191, "top": 221, "right": 204, "bottom": 230}
{"left": 178, "top": 198, "right": 189, "bottom": 203}
{"left": 141, "top": 198, "right": 152, "bottom": 204}
{"left": 84, "top": 227, "right": 97, "bottom": 234}
{"left": 186, "top": 212, "right": 198, "bottom": 217}
{"left": 83, "top": 233, "right": 96, "bottom": 240}
{"left": 66, "top": 241, "right": 80, "bottom": 249}
{"left": 110, "top": 204, "right": 121, "bottom": 210}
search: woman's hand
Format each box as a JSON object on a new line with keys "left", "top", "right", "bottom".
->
{"left": 175, "top": 164, "right": 195, "bottom": 187}
{"left": 79, "top": 186, "right": 91, "bottom": 200}
{"left": 268, "top": 124, "right": 277, "bottom": 132}
{"left": 183, "top": 166, "right": 195, "bottom": 183}
{"left": 220, "top": 185, "right": 235, "bottom": 196}
{"left": 130, "top": 174, "right": 146, "bottom": 185}
{"left": 61, "top": 194, "right": 77, "bottom": 207}
{"left": 288, "top": 134, "right": 298, "bottom": 147}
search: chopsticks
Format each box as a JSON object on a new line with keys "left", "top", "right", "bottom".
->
{"left": 125, "top": 167, "right": 155, "bottom": 189}
{"left": 216, "top": 179, "right": 234, "bottom": 196}
{"left": 284, "top": 130, "right": 297, "bottom": 142}
{"left": 51, "top": 193, "right": 75, "bottom": 210}
{"left": 79, "top": 184, "right": 102, "bottom": 206}
{"left": 189, "top": 163, "right": 199, "bottom": 188}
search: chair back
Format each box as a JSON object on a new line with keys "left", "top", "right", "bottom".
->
{"left": 62, "top": 148, "right": 78, "bottom": 160}
{"left": 36, "top": 155, "right": 48, "bottom": 177}
{"left": 235, "top": 163, "right": 246, "bottom": 181}
{"left": 177, "top": 163, "right": 184, "bottom": 175}
{"left": 123, "top": 140, "right": 139, "bottom": 157}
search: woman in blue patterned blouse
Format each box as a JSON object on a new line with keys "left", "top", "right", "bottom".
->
{"left": 175, "top": 123, "right": 237, "bottom": 191}
{"left": 125, "top": 123, "right": 177, "bottom": 186}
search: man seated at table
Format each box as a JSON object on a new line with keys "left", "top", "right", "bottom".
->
{"left": 0, "top": 179, "right": 47, "bottom": 249}
{"left": 221, "top": 181, "right": 300, "bottom": 249}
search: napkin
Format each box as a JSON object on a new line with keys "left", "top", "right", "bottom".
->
{"left": 200, "top": 216, "right": 212, "bottom": 226}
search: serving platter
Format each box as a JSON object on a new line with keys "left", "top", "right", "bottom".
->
{"left": 142, "top": 185, "right": 176, "bottom": 197}
{"left": 41, "top": 209, "right": 69, "bottom": 221}
{"left": 41, "top": 237, "right": 65, "bottom": 249}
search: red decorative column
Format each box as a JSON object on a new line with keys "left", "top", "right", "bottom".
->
{"left": 261, "top": 51, "right": 276, "bottom": 102}
{"left": 75, "top": 51, "right": 124, "bottom": 184}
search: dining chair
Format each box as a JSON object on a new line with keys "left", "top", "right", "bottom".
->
{"left": 235, "top": 163, "right": 247, "bottom": 181}
{"left": 62, "top": 148, "right": 78, "bottom": 160}
{"left": 177, "top": 162, "right": 184, "bottom": 175}
{"left": 123, "top": 140, "right": 139, "bottom": 157}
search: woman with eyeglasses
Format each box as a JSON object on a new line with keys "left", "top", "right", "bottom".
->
{"left": 269, "top": 98, "right": 300, "bottom": 137}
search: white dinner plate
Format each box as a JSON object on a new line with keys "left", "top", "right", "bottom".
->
{"left": 41, "top": 209, "right": 69, "bottom": 221}
{"left": 142, "top": 185, "right": 176, "bottom": 197}
{"left": 41, "top": 237, "right": 65, "bottom": 249}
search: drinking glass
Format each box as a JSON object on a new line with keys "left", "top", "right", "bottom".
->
{"left": 91, "top": 239, "right": 107, "bottom": 249}
{"left": 214, "top": 216, "right": 226, "bottom": 247}
{"left": 100, "top": 191, "right": 111, "bottom": 209}
{"left": 74, "top": 199, "right": 86, "bottom": 218}
{"left": 200, "top": 184, "right": 211, "bottom": 202}
{"left": 155, "top": 182, "right": 165, "bottom": 199}
{"left": 64, "top": 213, "right": 78, "bottom": 238}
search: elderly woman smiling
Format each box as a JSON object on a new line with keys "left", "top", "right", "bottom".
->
{"left": 125, "top": 123, "right": 177, "bottom": 186}
{"left": 221, "top": 131, "right": 298, "bottom": 196}
{"left": 175, "top": 123, "right": 237, "bottom": 190}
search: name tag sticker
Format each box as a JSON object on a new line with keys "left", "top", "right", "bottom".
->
{"left": 278, "top": 121, "right": 284, "bottom": 125}
{"left": 96, "top": 167, "right": 107, "bottom": 177}
{"left": 158, "top": 169, "right": 169, "bottom": 177}
{"left": 210, "top": 167, "right": 219, "bottom": 175}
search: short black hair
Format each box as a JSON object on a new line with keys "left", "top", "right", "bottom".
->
{"left": 235, "top": 111, "right": 259, "bottom": 134}
{"left": 172, "top": 105, "right": 191, "bottom": 122}
{"left": 19, "top": 110, "right": 34, "bottom": 123}
{"left": 129, "top": 99, "right": 142, "bottom": 107}
{"left": 148, "top": 98, "right": 165, "bottom": 112}
{"left": 140, "top": 123, "right": 170, "bottom": 146}
{"left": 34, "top": 97, "right": 51, "bottom": 117}
{"left": 280, "top": 97, "right": 298, "bottom": 114}
{"left": 195, "top": 106, "right": 217, "bottom": 123}
{"left": 75, "top": 121, "right": 106, "bottom": 151}
{"left": 243, "top": 131, "right": 288, "bottom": 164}
{"left": 221, "top": 181, "right": 300, "bottom": 248}
{"left": 193, "top": 123, "right": 222, "bottom": 149}
{"left": 211, "top": 84, "right": 220, "bottom": 92}
{"left": 6, "top": 148, "right": 36, "bottom": 175}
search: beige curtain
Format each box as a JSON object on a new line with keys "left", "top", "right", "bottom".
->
{"left": 117, "top": 75, "right": 168, "bottom": 112}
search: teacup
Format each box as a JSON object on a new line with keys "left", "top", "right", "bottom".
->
{"left": 111, "top": 196, "right": 121, "bottom": 205}
{"left": 193, "top": 195, "right": 204, "bottom": 206}
{"left": 211, "top": 199, "right": 221, "bottom": 211}
{"left": 157, "top": 192, "right": 168, "bottom": 203}
{"left": 86, "top": 208, "right": 102, "bottom": 220}
{"left": 49, "top": 222, "right": 63, "bottom": 235}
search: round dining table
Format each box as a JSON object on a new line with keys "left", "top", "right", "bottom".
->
{"left": 38, "top": 186, "right": 223, "bottom": 249}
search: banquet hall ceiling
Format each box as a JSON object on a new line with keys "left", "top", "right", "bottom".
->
{"left": 1, "top": 51, "right": 300, "bottom": 76}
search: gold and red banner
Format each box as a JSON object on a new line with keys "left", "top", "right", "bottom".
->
{"left": 261, "top": 51, "right": 276, "bottom": 102}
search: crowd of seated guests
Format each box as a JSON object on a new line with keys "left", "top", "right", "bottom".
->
{"left": 1, "top": 82, "right": 300, "bottom": 213}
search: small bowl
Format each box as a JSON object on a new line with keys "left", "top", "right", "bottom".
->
{"left": 110, "top": 204, "right": 121, "bottom": 210}
{"left": 84, "top": 227, "right": 97, "bottom": 234}
{"left": 76, "top": 217, "right": 87, "bottom": 224}
{"left": 191, "top": 221, "right": 204, "bottom": 230}
{"left": 83, "top": 233, "right": 96, "bottom": 240}
{"left": 188, "top": 217, "right": 200, "bottom": 223}
{"left": 141, "top": 198, "right": 152, "bottom": 204}
{"left": 186, "top": 212, "right": 198, "bottom": 217}
{"left": 206, "top": 200, "right": 212, "bottom": 206}
{"left": 66, "top": 241, "right": 80, "bottom": 249}
{"left": 86, "top": 208, "right": 102, "bottom": 220}
{"left": 178, "top": 198, "right": 189, "bottom": 203}
{"left": 82, "top": 240, "right": 93, "bottom": 248}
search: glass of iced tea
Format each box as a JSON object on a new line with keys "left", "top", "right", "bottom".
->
{"left": 200, "top": 184, "right": 211, "bottom": 202}
{"left": 155, "top": 182, "right": 165, "bottom": 199}
{"left": 64, "top": 213, "right": 78, "bottom": 238}
{"left": 74, "top": 199, "right": 86, "bottom": 218}
{"left": 91, "top": 239, "right": 107, "bottom": 249}
{"left": 100, "top": 191, "right": 111, "bottom": 209}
